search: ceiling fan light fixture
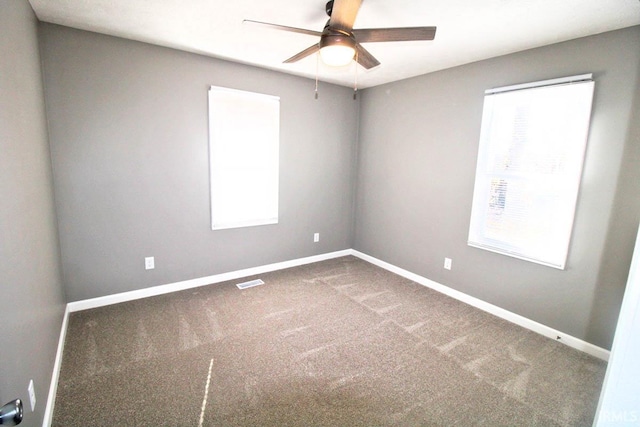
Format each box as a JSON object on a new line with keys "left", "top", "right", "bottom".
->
{"left": 320, "top": 45, "right": 355, "bottom": 66}
{"left": 245, "top": 0, "right": 437, "bottom": 71}
{"left": 319, "top": 33, "right": 356, "bottom": 67}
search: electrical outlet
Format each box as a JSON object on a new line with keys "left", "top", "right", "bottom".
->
{"left": 28, "top": 379, "right": 36, "bottom": 412}
{"left": 314, "top": 233, "right": 320, "bottom": 243}
{"left": 444, "top": 258, "right": 452, "bottom": 270}
{"left": 145, "top": 256, "right": 155, "bottom": 270}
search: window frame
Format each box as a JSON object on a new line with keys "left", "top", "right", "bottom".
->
{"left": 208, "top": 86, "right": 280, "bottom": 231}
{"left": 467, "top": 74, "right": 595, "bottom": 269}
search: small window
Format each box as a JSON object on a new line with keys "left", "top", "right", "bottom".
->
{"left": 468, "top": 75, "right": 595, "bottom": 269}
{"left": 208, "top": 86, "right": 280, "bottom": 230}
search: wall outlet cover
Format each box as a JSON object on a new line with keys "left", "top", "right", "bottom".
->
{"left": 145, "top": 256, "right": 155, "bottom": 270}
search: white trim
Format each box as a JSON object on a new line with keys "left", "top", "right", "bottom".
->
{"left": 46, "top": 250, "right": 350, "bottom": 423}
{"left": 485, "top": 73, "right": 593, "bottom": 95}
{"left": 67, "top": 250, "right": 351, "bottom": 312}
{"left": 46, "top": 247, "right": 609, "bottom": 424}
{"left": 209, "top": 85, "right": 280, "bottom": 102}
{"left": 212, "top": 218, "right": 278, "bottom": 231}
{"left": 467, "top": 242, "right": 565, "bottom": 270}
{"left": 42, "top": 305, "right": 70, "bottom": 427}
{"left": 64, "top": 247, "right": 610, "bottom": 359}
{"left": 351, "top": 250, "right": 610, "bottom": 361}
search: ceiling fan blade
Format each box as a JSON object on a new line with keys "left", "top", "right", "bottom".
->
{"left": 283, "top": 44, "right": 320, "bottom": 63}
{"left": 355, "top": 43, "right": 380, "bottom": 69}
{"left": 353, "top": 27, "right": 437, "bottom": 43}
{"left": 243, "top": 20, "right": 322, "bottom": 37}
{"left": 329, "top": 0, "right": 362, "bottom": 31}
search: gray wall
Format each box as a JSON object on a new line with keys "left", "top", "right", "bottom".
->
{"left": 354, "top": 26, "right": 640, "bottom": 350}
{"left": 36, "top": 19, "right": 639, "bottom": 351}
{"left": 0, "top": 2, "right": 66, "bottom": 426}
{"left": 40, "top": 24, "right": 359, "bottom": 302}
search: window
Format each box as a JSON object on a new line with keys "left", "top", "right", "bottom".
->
{"left": 468, "top": 74, "right": 595, "bottom": 269}
{"left": 208, "top": 86, "right": 280, "bottom": 230}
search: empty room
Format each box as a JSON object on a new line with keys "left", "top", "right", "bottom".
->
{"left": 1, "top": 0, "right": 639, "bottom": 425}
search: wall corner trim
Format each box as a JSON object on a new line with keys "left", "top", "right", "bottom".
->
{"left": 351, "top": 250, "right": 611, "bottom": 361}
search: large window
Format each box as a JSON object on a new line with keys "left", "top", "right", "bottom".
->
{"left": 468, "top": 74, "right": 595, "bottom": 269}
{"left": 208, "top": 86, "right": 280, "bottom": 230}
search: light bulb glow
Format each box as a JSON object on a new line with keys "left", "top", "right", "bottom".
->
{"left": 320, "top": 45, "right": 355, "bottom": 66}
{"left": 318, "top": 31, "right": 356, "bottom": 67}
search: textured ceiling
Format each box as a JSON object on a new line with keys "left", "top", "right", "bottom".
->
{"left": 29, "top": 0, "right": 640, "bottom": 88}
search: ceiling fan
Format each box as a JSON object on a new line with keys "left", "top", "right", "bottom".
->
{"left": 244, "top": 0, "right": 437, "bottom": 69}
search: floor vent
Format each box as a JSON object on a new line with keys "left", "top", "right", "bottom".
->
{"left": 236, "top": 279, "right": 264, "bottom": 290}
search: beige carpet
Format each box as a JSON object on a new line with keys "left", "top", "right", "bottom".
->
{"left": 53, "top": 256, "right": 606, "bottom": 426}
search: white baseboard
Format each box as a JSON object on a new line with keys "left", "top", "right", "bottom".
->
{"left": 47, "top": 247, "right": 609, "bottom": 424}
{"left": 64, "top": 247, "right": 611, "bottom": 359}
{"left": 67, "top": 249, "right": 352, "bottom": 312}
{"left": 42, "top": 304, "right": 70, "bottom": 427}
{"left": 351, "top": 250, "right": 610, "bottom": 361}
{"left": 45, "top": 250, "right": 351, "bottom": 425}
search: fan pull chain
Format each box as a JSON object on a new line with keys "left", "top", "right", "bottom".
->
{"left": 353, "top": 51, "right": 358, "bottom": 100}
{"left": 315, "top": 53, "right": 319, "bottom": 100}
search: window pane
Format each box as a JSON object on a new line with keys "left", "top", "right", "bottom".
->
{"left": 208, "top": 86, "right": 279, "bottom": 230}
{"left": 468, "top": 78, "right": 594, "bottom": 269}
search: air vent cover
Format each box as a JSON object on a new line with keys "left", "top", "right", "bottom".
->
{"left": 236, "top": 279, "right": 265, "bottom": 290}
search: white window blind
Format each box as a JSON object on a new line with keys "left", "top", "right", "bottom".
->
{"left": 468, "top": 74, "right": 595, "bottom": 269}
{"left": 208, "top": 86, "right": 280, "bottom": 230}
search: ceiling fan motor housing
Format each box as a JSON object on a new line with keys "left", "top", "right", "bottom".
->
{"left": 319, "top": 28, "right": 356, "bottom": 51}
{"left": 319, "top": 26, "right": 356, "bottom": 66}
